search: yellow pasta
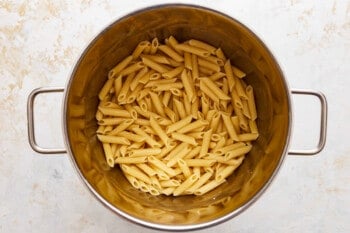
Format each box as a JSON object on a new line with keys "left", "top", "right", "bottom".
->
{"left": 173, "top": 174, "right": 199, "bottom": 196}
{"left": 109, "top": 55, "right": 133, "bottom": 78}
{"left": 224, "top": 59, "right": 235, "bottom": 91}
{"left": 97, "top": 134, "right": 130, "bottom": 145}
{"left": 175, "top": 43, "right": 210, "bottom": 57}
{"left": 115, "top": 156, "right": 147, "bottom": 164}
{"left": 141, "top": 56, "right": 169, "bottom": 73}
{"left": 132, "top": 41, "right": 151, "bottom": 59}
{"left": 171, "top": 132, "right": 198, "bottom": 146}
{"left": 96, "top": 36, "right": 259, "bottom": 196}
{"left": 158, "top": 45, "right": 184, "bottom": 62}
{"left": 181, "top": 70, "right": 195, "bottom": 103}
{"left": 162, "top": 66, "right": 184, "bottom": 79}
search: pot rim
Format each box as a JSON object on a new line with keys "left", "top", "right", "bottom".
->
{"left": 61, "top": 3, "right": 293, "bottom": 231}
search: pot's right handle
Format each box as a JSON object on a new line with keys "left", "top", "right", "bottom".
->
{"left": 27, "top": 87, "right": 67, "bottom": 154}
{"left": 288, "top": 89, "right": 328, "bottom": 155}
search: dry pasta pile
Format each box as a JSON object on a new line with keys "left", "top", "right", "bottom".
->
{"left": 96, "top": 36, "right": 259, "bottom": 196}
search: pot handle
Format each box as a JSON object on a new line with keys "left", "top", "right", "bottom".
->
{"left": 27, "top": 87, "right": 67, "bottom": 154}
{"left": 288, "top": 89, "right": 328, "bottom": 155}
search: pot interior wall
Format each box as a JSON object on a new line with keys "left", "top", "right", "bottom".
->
{"left": 65, "top": 5, "right": 290, "bottom": 226}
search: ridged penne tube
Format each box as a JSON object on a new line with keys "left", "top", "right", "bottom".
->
{"left": 202, "top": 56, "right": 225, "bottom": 66}
{"left": 124, "top": 173, "right": 141, "bottom": 189}
{"left": 173, "top": 174, "right": 199, "bottom": 196}
{"left": 177, "top": 159, "right": 191, "bottom": 178}
{"left": 144, "top": 78, "right": 177, "bottom": 88}
{"left": 171, "top": 132, "right": 198, "bottom": 146}
{"left": 185, "top": 159, "right": 216, "bottom": 167}
{"left": 150, "top": 37, "right": 159, "bottom": 54}
{"left": 209, "top": 72, "right": 226, "bottom": 81}
{"left": 98, "top": 78, "right": 114, "bottom": 101}
{"left": 102, "top": 143, "right": 114, "bottom": 167}
{"left": 97, "top": 134, "right": 130, "bottom": 145}
{"left": 149, "top": 92, "right": 166, "bottom": 118}
{"left": 215, "top": 164, "right": 239, "bottom": 182}
{"left": 162, "top": 66, "right": 184, "bottom": 79}
{"left": 199, "top": 80, "right": 219, "bottom": 103}
{"left": 194, "top": 179, "right": 226, "bottom": 195}
{"left": 121, "top": 164, "right": 152, "bottom": 185}
{"left": 186, "top": 132, "right": 205, "bottom": 140}
{"left": 215, "top": 48, "right": 226, "bottom": 61}
{"left": 156, "top": 141, "right": 177, "bottom": 159}
{"left": 224, "top": 59, "right": 235, "bottom": 91}
{"left": 182, "top": 146, "right": 201, "bottom": 160}
{"left": 124, "top": 104, "right": 138, "bottom": 119}
{"left": 177, "top": 119, "right": 209, "bottom": 134}
{"left": 160, "top": 179, "right": 180, "bottom": 187}
{"left": 170, "top": 88, "right": 182, "bottom": 97}
{"left": 246, "top": 85, "right": 257, "bottom": 121}
{"left": 191, "top": 54, "right": 199, "bottom": 81}
{"left": 186, "top": 172, "right": 213, "bottom": 194}
{"left": 136, "top": 88, "right": 151, "bottom": 101}
{"left": 114, "top": 156, "right": 147, "bottom": 164}
{"left": 148, "top": 156, "right": 176, "bottom": 177}
{"left": 181, "top": 70, "right": 195, "bottom": 103}
{"left": 120, "top": 62, "right": 144, "bottom": 77}
{"left": 175, "top": 43, "right": 210, "bottom": 57}
{"left": 98, "top": 107, "right": 130, "bottom": 118}
{"left": 221, "top": 112, "right": 239, "bottom": 141}
{"left": 233, "top": 104, "right": 249, "bottom": 131}
{"left": 198, "top": 58, "right": 221, "bottom": 72}
{"left": 198, "top": 66, "right": 215, "bottom": 75}
{"left": 164, "top": 142, "right": 188, "bottom": 161}
{"left": 232, "top": 65, "right": 246, "bottom": 78}
{"left": 201, "top": 78, "right": 231, "bottom": 100}
{"left": 138, "top": 70, "right": 154, "bottom": 84}
{"left": 126, "top": 84, "right": 143, "bottom": 104}
{"left": 231, "top": 116, "right": 241, "bottom": 134}
{"left": 136, "top": 163, "right": 157, "bottom": 177}
{"left": 98, "top": 118, "right": 126, "bottom": 126}
{"left": 238, "top": 133, "right": 259, "bottom": 142}
{"left": 214, "top": 142, "right": 246, "bottom": 156}
{"left": 209, "top": 111, "right": 221, "bottom": 133}
{"left": 132, "top": 41, "right": 150, "bottom": 59}
{"left": 225, "top": 144, "right": 252, "bottom": 160}
{"left": 130, "top": 67, "right": 148, "bottom": 91}
{"left": 200, "top": 96, "right": 209, "bottom": 116}
{"left": 173, "top": 98, "right": 187, "bottom": 119}
{"left": 117, "top": 73, "right": 135, "bottom": 103}
{"left": 130, "top": 126, "right": 161, "bottom": 147}
{"left": 235, "top": 78, "right": 248, "bottom": 99}
{"left": 109, "top": 55, "right": 133, "bottom": 78}
{"left": 128, "top": 148, "right": 162, "bottom": 157}
{"left": 151, "top": 82, "right": 184, "bottom": 92}
{"left": 116, "top": 131, "right": 145, "bottom": 143}
{"left": 166, "top": 36, "right": 183, "bottom": 54}
{"left": 199, "top": 129, "right": 213, "bottom": 158}
{"left": 149, "top": 116, "right": 170, "bottom": 146}
{"left": 188, "top": 39, "right": 216, "bottom": 54}
{"left": 141, "top": 56, "right": 169, "bottom": 73}
{"left": 166, "top": 144, "right": 191, "bottom": 167}
{"left": 109, "top": 119, "right": 134, "bottom": 136}
{"left": 158, "top": 45, "right": 184, "bottom": 62}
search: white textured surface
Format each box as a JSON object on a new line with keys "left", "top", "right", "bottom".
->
{"left": 1, "top": 0, "right": 349, "bottom": 232}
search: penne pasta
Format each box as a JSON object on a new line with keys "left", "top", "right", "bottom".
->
{"left": 96, "top": 36, "right": 259, "bottom": 196}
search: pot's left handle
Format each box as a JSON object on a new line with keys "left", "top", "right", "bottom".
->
{"left": 27, "top": 87, "right": 67, "bottom": 154}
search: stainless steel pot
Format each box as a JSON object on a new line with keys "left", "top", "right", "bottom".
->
{"left": 27, "top": 4, "right": 327, "bottom": 231}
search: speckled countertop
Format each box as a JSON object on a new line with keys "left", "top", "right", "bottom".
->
{"left": 1, "top": 0, "right": 349, "bottom": 232}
